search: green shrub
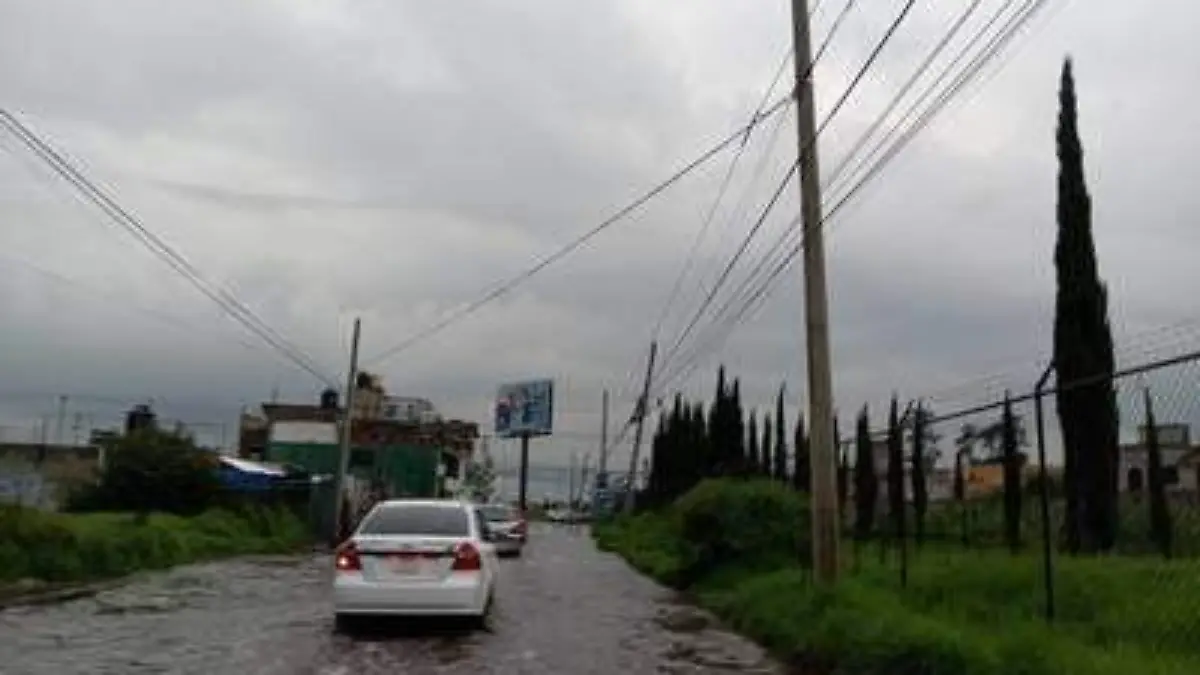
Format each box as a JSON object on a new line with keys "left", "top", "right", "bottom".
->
{"left": 596, "top": 479, "right": 1200, "bottom": 674}
{"left": 703, "top": 567, "right": 1199, "bottom": 675}
{"left": 595, "top": 512, "right": 694, "bottom": 586}
{"left": 65, "top": 428, "right": 221, "bottom": 516}
{"left": 0, "top": 504, "right": 309, "bottom": 586}
{"left": 671, "top": 478, "right": 810, "bottom": 584}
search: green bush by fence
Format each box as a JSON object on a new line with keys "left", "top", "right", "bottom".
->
{"left": 0, "top": 504, "right": 310, "bottom": 587}
{"left": 595, "top": 478, "right": 1200, "bottom": 675}
{"left": 596, "top": 478, "right": 810, "bottom": 587}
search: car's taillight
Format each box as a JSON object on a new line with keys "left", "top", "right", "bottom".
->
{"left": 334, "top": 541, "right": 362, "bottom": 572}
{"left": 451, "top": 541, "right": 482, "bottom": 571}
{"left": 514, "top": 519, "right": 528, "bottom": 536}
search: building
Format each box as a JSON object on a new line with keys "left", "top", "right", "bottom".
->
{"left": 381, "top": 396, "right": 438, "bottom": 423}
{"left": 236, "top": 381, "right": 479, "bottom": 493}
{"left": 0, "top": 442, "right": 103, "bottom": 509}
{"left": 352, "top": 372, "right": 385, "bottom": 420}
{"left": 1119, "top": 423, "right": 1200, "bottom": 494}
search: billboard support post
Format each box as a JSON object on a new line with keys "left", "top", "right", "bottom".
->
{"left": 494, "top": 378, "right": 554, "bottom": 514}
{"left": 518, "top": 431, "right": 531, "bottom": 513}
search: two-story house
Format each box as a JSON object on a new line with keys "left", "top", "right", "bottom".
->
{"left": 1119, "top": 423, "right": 1200, "bottom": 494}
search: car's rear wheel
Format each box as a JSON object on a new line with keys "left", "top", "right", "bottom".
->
{"left": 333, "top": 613, "right": 357, "bottom": 634}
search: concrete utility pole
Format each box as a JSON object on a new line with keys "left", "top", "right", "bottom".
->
{"left": 568, "top": 451, "right": 577, "bottom": 510}
{"left": 578, "top": 452, "right": 591, "bottom": 505}
{"left": 791, "top": 0, "right": 840, "bottom": 584}
{"left": 332, "top": 317, "right": 362, "bottom": 545}
{"left": 55, "top": 395, "right": 67, "bottom": 445}
{"left": 623, "top": 341, "right": 657, "bottom": 514}
{"left": 598, "top": 389, "right": 609, "bottom": 475}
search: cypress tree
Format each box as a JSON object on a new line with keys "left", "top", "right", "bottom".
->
{"left": 664, "top": 393, "right": 685, "bottom": 501}
{"left": 853, "top": 405, "right": 877, "bottom": 540}
{"left": 648, "top": 415, "right": 667, "bottom": 505}
{"left": 708, "top": 366, "right": 724, "bottom": 473}
{"left": 747, "top": 412, "right": 760, "bottom": 478}
{"left": 762, "top": 414, "right": 773, "bottom": 480}
{"left": 837, "top": 440, "right": 849, "bottom": 520}
{"left": 1053, "top": 58, "right": 1119, "bottom": 554}
{"left": 1144, "top": 389, "right": 1173, "bottom": 558}
{"left": 954, "top": 447, "right": 968, "bottom": 547}
{"left": 709, "top": 366, "right": 735, "bottom": 476}
{"left": 691, "top": 403, "right": 710, "bottom": 482}
{"left": 886, "top": 396, "right": 906, "bottom": 548}
{"left": 731, "top": 378, "right": 746, "bottom": 476}
{"left": 774, "top": 386, "right": 788, "bottom": 482}
{"left": 793, "top": 411, "right": 811, "bottom": 492}
{"left": 911, "top": 404, "right": 929, "bottom": 548}
{"left": 1001, "top": 393, "right": 1023, "bottom": 553}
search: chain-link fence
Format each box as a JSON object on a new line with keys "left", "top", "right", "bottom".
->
{"left": 834, "top": 350, "right": 1200, "bottom": 655}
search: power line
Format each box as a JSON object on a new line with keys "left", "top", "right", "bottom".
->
{"left": 661, "top": 2, "right": 1043, "bottom": 393}
{"left": 362, "top": 95, "right": 794, "bottom": 367}
{"left": 822, "top": 0, "right": 989, "bottom": 191}
{"left": 650, "top": 48, "right": 793, "bottom": 341}
{"left": 652, "top": 0, "right": 1053, "bottom": 399}
{"left": 0, "top": 253, "right": 268, "bottom": 356}
{"left": 826, "top": 0, "right": 1031, "bottom": 205}
{"left": 653, "top": 1, "right": 856, "bottom": 349}
{"left": 0, "top": 111, "right": 338, "bottom": 387}
{"left": 661, "top": 160, "right": 800, "bottom": 374}
{"left": 653, "top": 0, "right": 917, "bottom": 385}
{"left": 660, "top": 0, "right": 1001, "bottom": 383}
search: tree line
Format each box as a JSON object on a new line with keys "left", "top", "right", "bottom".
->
{"left": 643, "top": 59, "right": 1172, "bottom": 559}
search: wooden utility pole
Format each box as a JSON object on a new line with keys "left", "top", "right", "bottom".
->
{"left": 623, "top": 341, "right": 657, "bottom": 514}
{"left": 791, "top": 0, "right": 840, "bottom": 584}
{"left": 332, "top": 318, "right": 362, "bottom": 545}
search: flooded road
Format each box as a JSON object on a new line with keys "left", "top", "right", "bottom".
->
{"left": 0, "top": 524, "right": 783, "bottom": 674}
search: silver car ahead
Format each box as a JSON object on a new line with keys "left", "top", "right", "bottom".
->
{"left": 478, "top": 504, "right": 527, "bottom": 557}
{"left": 332, "top": 499, "right": 499, "bottom": 630}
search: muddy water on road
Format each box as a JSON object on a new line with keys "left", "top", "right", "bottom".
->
{"left": 0, "top": 525, "right": 783, "bottom": 674}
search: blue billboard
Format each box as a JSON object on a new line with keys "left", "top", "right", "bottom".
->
{"left": 495, "top": 379, "right": 554, "bottom": 438}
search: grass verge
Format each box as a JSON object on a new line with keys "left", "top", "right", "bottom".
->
{"left": 594, "top": 479, "right": 1200, "bottom": 674}
{"left": 0, "top": 504, "right": 311, "bottom": 597}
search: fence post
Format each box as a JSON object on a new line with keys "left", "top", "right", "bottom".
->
{"left": 1034, "top": 363, "right": 1056, "bottom": 623}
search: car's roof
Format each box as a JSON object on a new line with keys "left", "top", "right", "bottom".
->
{"left": 375, "top": 498, "right": 473, "bottom": 509}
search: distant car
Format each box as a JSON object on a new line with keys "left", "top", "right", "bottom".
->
{"left": 332, "top": 499, "right": 499, "bottom": 631}
{"left": 478, "top": 503, "right": 527, "bottom": 557}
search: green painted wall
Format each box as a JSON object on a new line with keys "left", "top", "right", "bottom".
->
{"left": 266, "top": 442, "right": 441, "bottom": 497}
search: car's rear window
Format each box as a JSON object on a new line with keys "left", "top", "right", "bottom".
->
{"left": 357, "top": 504, "right": 470, "bottom": 536}
{"left": 479, "top": 505, "right": 514, "bottom": 521}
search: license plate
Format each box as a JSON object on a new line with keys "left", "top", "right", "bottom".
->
{"left": 388, "top": 555, "right": 423, "bottom": 575}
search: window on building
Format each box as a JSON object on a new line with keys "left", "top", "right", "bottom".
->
{"left": 1164, "top": 466, "right": 1180, "bottom": 485}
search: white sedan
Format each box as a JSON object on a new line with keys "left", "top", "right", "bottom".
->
{"left": 332, "top": 499, "right": 499, "bottom": 631}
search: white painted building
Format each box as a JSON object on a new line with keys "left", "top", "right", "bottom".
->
{"left": 1119, "top": 424, "right": 1200, "bottom": 493}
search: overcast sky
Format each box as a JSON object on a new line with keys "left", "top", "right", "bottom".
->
{"left": 1, "top": 0, "right": 1198, "bottom": 467}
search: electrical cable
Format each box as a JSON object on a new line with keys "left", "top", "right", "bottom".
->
{"left": 653, "top": 0, "right": 918, "bottom": 384}
{"left": 650, "top": 48, "right": 793, "bottom": 341}
{"left": 0, "top": 111, "right": 339, "bottom": 387}
{"left": 653, "top": 0, "right": 1054, "bottom": 399}
{"left": 363, "top": 95, "right": 794, "bottom": 367}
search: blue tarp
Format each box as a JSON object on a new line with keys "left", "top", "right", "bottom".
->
{"left": 216, "top": 456, "right": 288, "bottom": 492}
